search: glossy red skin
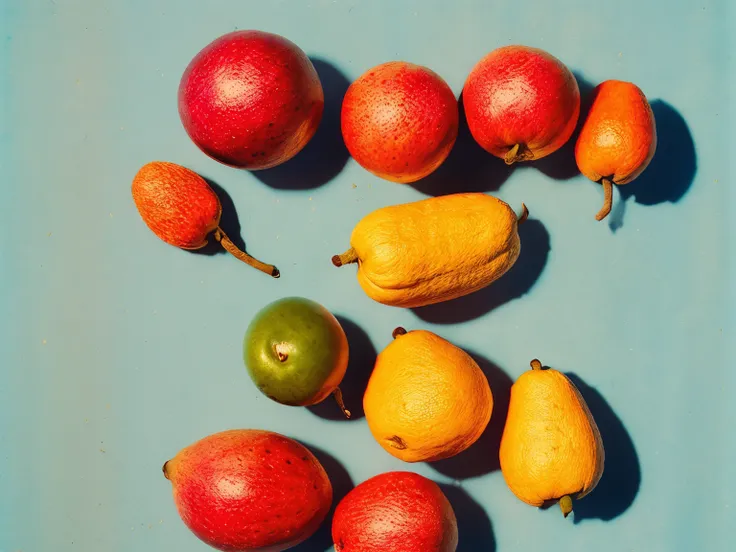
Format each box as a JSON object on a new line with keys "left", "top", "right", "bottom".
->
{"left": 341, "top": 62, "right": 458, "bottom": 183}
{"left": 132, "top": 161, "right": 221, "bottom": 249}
{"left": 332, "top": 471, "right": 458, "bottom": 552}
{"left": 165, "top": 430, "right": 333, "bottom": 552}
{"left": 463, "top": 45, "right": 580, "bottom": 161}
{"left": 179, "top": 30, "right": 324, "bottom": 170}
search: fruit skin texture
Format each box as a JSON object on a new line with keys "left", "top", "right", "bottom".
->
{"left": 574, "top": 80, "right": 657, "bottom": 220}
{"left": 132, "top": 161, "right": 221, "bottom": 249}
{"left": 163, "top": 429, "right": 332, "bottom": 552}
{"left": 341, "top": 61, "right": 458, "bottom": 183}
{"left": 332, "top": 471, "right": 458, "bottom": 552}
{"left": 463, "top": 45, "right": 580, "bottom": 164}
{"left": 363, "top": 329, "right": 493, "bottom": 463}
{"left": 499, "top": 361, "right": 604, "bottom": 513}
{"left": 333, "top": 193, "right": 523, "bottom": 308}
{"left": 178, "top": 30, "right": 324, "bottom": 170}
{"left": 243, "top": 297, "right": 349, "bottom": 407}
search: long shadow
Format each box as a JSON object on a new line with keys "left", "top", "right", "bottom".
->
{"left": 609, "top": 100, "right": 697, "bottom": 231}
{"left": 253, "top": 58, "right": 351, "bottom": 190}
{"left": 438, "top": 484, "right": 496, "bottom": 552}
{"left": 411, "top": 92, "right": 514, "bottom": 196}
{"left": 190, "top": 178, "right": 247, "bottom": 255}
{"left": 534, "top": 71, "right": 597, "bottom": 181}
{"left": 294, "top": 444, "right": 355, "bottom": 551}
{"left": 430, "top": 351, "right": 512, "bottom": 480}
{"left": 565, "top": 373, "right": 641, "bottom": 522}
{"left": 308, "top": 316, "right": 377, "bottom": 421}
{"left": 413, "top": 217, "right": 550, "bottom": 324}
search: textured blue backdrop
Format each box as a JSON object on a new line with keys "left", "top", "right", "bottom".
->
{"left": 1, "top": 0, "right": 734, "bottom": 550}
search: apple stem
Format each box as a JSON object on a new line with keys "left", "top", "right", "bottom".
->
{"left": 333, "top": 387, "right": 351, "bottom": 419}
{"left": 595, "top": 178, "right": 613, "bottom": 221}
{"left": 517, "top": 203, "right": 529, "bottom": 224}
{"left": 214, "top": 228, "right": 280, "bottom": 278}
{"left": 392, "top": 327, "right": 407, "bottom": 339}
{"left": 559, "top": 495, "right": 574, "bottom": 518}
{"left": 530, "top": 359, "right": 543, "bottom": 370}
{"left": 331, "top": 248, "right": 358, "bottom": 267}
{"left": 504, "top": 143, "right": 533, "bottom": 165}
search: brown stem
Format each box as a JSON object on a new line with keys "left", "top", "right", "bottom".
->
{"left": 530, "top": 359, "right": 543, "bottom": 370}
{"left": 517, "top": 203, "right": 529, "bottom": 224}
{"left": 595, "top": 178, "right": 613, "bottom": 221}
{"left": 504, "top": 143, "right": 533, "bottom": 165}
{"left": 333, "top": 388, "right": 351, "bottom": 419}
{"left": 332, "top": 247, "right": 359, "bottom": 267}
{"left": 392, "top": 327, "right": 407, "bottom": 339}
{"left": 162, "top": 461, "right": 171, "bottom": 480}
{"left": 559, "top": 495, "right": 573, "bottom": 518}
{"left": 214, "top": 228, "right": 279, "bottom": 278}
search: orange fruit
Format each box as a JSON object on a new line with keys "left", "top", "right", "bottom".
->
{"left": 574, "top": 80, "right": 657, "bottom": 221}
{"left": 363, "top": 328, "right": 493, "bottom": 463}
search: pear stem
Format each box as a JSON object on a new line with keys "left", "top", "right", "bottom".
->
{"left": 392, "top": 327, "right": 407, "bottom": 339}
{"left": 214, "top": 228, "right": 279, "bottom": 278}
{"left": 332, "top": 247, "right": 358, "bottom": 267}
{"left": 595, "top": 178, "right": 614, "bottom": 221}
{"left": 504, "top": 143, "right": 533, "bottom": 165}
{"left": 333, "top": 387, "right": 351, "bottom": 419}
{"left": 560, "top": 495, "right": 573, "bottom": 518}
{"left": 530, "top": 359, "right": 543, "bottom": 370}
{"left": 518, "top": 203, "right": 529, "bottom": 224}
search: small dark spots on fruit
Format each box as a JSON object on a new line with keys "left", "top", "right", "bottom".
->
{"left": 276, "top": 514, "right": 281, "bottom": 518}
{"left": 249, "top": 448, "right": 253, "bottom": 452}
{"left": 265, "top": 449, "right": 271, "bottom": 454}
{"left": 285, "top": 459, "right": 292, "bottom": 465}
{"left": 405, "top": 162, "right": 409, "bottom": 167}
{"left": 301, "top": 455, "right": 308, "bottom": 461}
{"left": 251, "top": 152, "right": 259, "bottom": 158}
{"left": 392, "top": 156, "right": 396, "bottom": 160}
{"left": 295, "top": 106, "right": 301, "bottom": 111}
{"left": 260, "top": 151, "right": 266, "bottom": 156}
{"left": 313, "top": 483, "right": 318, "bottom": 489}
{"left": 268, "top": 122, "right": 274, "bottom": 127}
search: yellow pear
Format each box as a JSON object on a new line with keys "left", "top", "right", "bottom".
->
{"left": 499, "top": 359, "right": 605, "bottom": 517}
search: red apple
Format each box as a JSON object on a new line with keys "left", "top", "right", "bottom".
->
{"left": 463, "top": 45, "right": 580, "bottom": 165}
{"left": 332, "top": 471, "right": 458, "bottom": 552}
{"left": 178, "top": 30, "right": 324, "bottom": 170}
{"left": 341, "top": 62, "right": 458, "bottom": 183}
{"left": 163, "top": 429, "right": 332, "bottom": 551}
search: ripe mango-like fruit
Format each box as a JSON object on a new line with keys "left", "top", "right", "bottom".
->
{"left": 332, "top": 193, "right": 527, "bottom": 308}
{"left": 499, "top": 359, "right": 605, "bottom": 518}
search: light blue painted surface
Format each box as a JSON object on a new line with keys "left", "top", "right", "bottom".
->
{"left": 1, "top": 0, "right": 734, "bottom": 550}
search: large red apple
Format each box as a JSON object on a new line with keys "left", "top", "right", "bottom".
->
{"left": 463, "top": 45, "right": 580, "bottom": 165}
{"left": 178, "top": 30, "right": 324, "bottom": 170}
{"left": 163, "top": 429, "right": 332, "bottom": 551}
{"left": 332, "top": 471, "right": 458, "bottom": 552}
{"left": 341, "top": 61, "right": 458, "bottom": 183}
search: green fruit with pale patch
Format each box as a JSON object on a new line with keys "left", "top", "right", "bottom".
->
{"left": 243, "top": 297, "right": 351, "bottom": 416}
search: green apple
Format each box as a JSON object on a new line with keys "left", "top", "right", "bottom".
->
{"left": 243, "top": 297, "right": 350, "bottom": 416}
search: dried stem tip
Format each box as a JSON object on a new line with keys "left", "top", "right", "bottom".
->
{"left": 332, "top": 247, "right": 359, "bottom": 267}
{"left": 392, "top": 327, "right": 407, "bottom": 339}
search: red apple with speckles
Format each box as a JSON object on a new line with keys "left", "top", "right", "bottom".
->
{"left": 163, "top": 429, "right": 332, "bottom": 551}
{"left": 332, "top": 471, "right": 458, "bottom": 552}
{"left": 463, "top": 45, "right": 580, "bottom": 165}
{"left": 341, "top": 61, "right": 458, "bottom": 183}
{"left": 178, "top": 30, "right": 324, "bottom": 170}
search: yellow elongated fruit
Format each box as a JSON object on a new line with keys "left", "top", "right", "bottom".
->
{"left": 499, "top": 359, "right": 605, "bottom": 518}
{"left": 332, "top": 193, "right": 527, "bottom": 308}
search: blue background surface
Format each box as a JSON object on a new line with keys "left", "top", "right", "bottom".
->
{"left": 1, "top": 0, "right": 734, "bottom": 550}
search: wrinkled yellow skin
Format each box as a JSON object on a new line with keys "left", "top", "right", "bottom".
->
{"left": 363, "top": 330, "right": 493, "bottom": 463}
{"left": 499, "top": 365, "right": 605, "bottom": 509}
{"left": 346, "top": 193, "right": 521, "bottom": 308}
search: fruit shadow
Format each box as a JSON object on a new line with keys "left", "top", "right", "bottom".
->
{"left": 294, "top": 444, "right": 355, "bottom": 551}
{"left": 412, "top": 217, "right": 550, "bottom": 325}
{"left": 564, "top": 373, "right": 641, "bottom": 523}
{"left": 253, "top": 58, "right": 351, "bottom": 190}
{"left": 608, "top": 100, "right": 697, "bottom": 231}
{"left": 438, "top": 483, "right": 497, "bottom": 552}
{"left": 429, "top": 351, "right": 513, "bottom": 480}
{"left": 307, "top": 316, "right": 377, "bottom": 421}
{"left": 532, "top": 71, "right": 597, "bottom": 181}
{"left": 188, "top": 178, "right": 248, "bottom": 255}
{"left": 411, "top": 92, "right": 514, "bottom": 196}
